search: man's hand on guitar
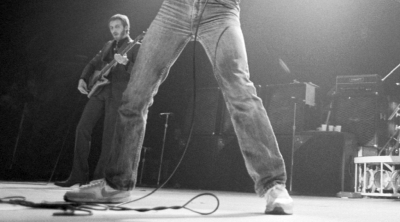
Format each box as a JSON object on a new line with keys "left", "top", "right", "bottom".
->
{"left": 78, "top": 79, "right": 89, "bottom": 95}
{"left": 114, "top": 53, "right": 129, "bottom": 65}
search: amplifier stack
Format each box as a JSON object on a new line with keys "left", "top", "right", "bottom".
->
{"left": 333, "top": 74, "right": 387, "bottom": 147}
{"left": 335, "top": 74, "right": 383, "bottom": 96}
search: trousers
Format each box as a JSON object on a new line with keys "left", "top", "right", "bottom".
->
{"left": 106, "top": 0, "right": 287, "bottom": 197}
{"left": 70, "top": 87, "right": 120, "bottom": 181}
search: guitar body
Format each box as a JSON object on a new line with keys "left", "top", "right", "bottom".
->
{"left": 87, "top": 69, "right": 111, "bottom": 98}
{"left": 88, "top": 69, "right": 110, "bottom": 90}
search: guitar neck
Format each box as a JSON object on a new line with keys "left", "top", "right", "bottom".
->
{"left": 100, "top": 39, "right": 140, "bottom": 76}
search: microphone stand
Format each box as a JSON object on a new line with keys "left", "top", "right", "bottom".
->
{"left": 139, "top": 146, "right": 148, "bottom": 185}
{"left": 157, "top": 113, "right": 172, "bottom": 186}
{"left": 382, "top": 62, "right": 400, "bottom": 81}
{"left": 289, "top": 97, "right": 297, "bottom": 192}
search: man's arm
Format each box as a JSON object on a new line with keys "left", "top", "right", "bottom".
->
{"left": 78, "top": 49, "right": 103, "bottom": 94}
{"left": 80, "top": 50, "right": 103, "bottom": 83}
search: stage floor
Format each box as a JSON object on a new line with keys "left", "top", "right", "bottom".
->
{"left": 0, "top": 181, "right": 399, "bottom": 222}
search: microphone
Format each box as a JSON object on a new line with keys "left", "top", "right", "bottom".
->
{"left": 279, "top": 58, "right": 291, "bottom": 74}
{"left": 160, "top": 112, "right": 173, "bottom": 116}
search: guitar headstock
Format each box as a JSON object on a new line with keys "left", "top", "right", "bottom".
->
{"left": 134, "top": 31, "right": 146, "bottom": 44}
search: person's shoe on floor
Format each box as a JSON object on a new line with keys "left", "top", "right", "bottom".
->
{"left": 64, "top": 179, "right": 132, "bottom": 203}
{"left": 54, "top": 177, "right": 88, "bottom": 187}
{"left": 264, "top": 184, "right": 293, "bottom": 215}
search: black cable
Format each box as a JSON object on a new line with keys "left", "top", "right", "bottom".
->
{"left": 0, "top": 193, "right": 219, "bottom": 216}
{"left": 109, "top": 193, "right": 219, "bottom": 215}
{"left": 0, "top": 196, "right": 94, "bottom": 216}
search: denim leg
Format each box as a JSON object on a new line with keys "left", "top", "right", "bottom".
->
{"left": 71, "top": 95, "right": 105, "bottom": 180}
{"left": 105, "top": 8, "right": 193, "bottom": 190}
{"left": 198, "top": 7, "right": 287, "bottom": 196}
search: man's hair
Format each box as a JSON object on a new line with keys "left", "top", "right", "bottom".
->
{"left": 109, "top": 14, "right": 130, "bottom": 34}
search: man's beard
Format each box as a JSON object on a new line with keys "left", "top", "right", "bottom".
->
{"left": 113, "top": 33, "right": 122, "bottom": 41}
{"left": 113, "top": 31, "right": 126, "bottom": 41}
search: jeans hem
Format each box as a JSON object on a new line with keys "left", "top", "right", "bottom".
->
{"left": 258, "top": 182, "right": 286, "bottom": 197}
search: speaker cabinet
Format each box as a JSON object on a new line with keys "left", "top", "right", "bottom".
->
{"left": 277, "top": 132, "right": 358, "bottom": 196}
{"left": 263, "top": 83, "right": 318, "bottom": 134}
{"left": 333, "top": 95, "right": 387, "bottom": 147}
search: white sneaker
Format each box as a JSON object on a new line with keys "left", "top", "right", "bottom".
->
{"left": 264, "top": 184, "right": 293, "bottom": 215}
{"left": 64, "top": 179, "right": 133, "bottom": 203}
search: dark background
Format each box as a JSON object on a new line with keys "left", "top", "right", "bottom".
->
{"left": 1, "top": 0, "right": 400, "bottom": 189}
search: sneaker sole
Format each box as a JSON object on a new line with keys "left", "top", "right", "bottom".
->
{"left": 265, "top": 205, "right": 293, "bottom": 215}
{"left": 64, "top": 195, "right": 133, "bottom": 203}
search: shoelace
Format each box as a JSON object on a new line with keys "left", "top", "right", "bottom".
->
{"left": 79, "top": 179, "right": 104, "bottom": 189}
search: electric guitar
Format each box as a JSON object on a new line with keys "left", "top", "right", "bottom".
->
{"left": 87, "top": 31, "right": 146, "bottom": 98}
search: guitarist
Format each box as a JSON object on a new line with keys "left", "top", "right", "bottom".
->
{"left": 55, "top": 14, "right": 139, "bottom": 187}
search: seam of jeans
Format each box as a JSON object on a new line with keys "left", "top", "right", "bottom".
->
{"left": 161, "top": 37, "right": 192, "bottom": 81}
{"left": 211, "top": 26, "right": 230, "bottom": 89}
{"left": 196, "top": 25, "right": 231, "bottom": 100}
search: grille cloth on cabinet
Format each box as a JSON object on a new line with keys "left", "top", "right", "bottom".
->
{"left": 334, "top": 95, "right": 386, "bottom": 147}
{"left": 264, "top": 84, "right": 308, "bottom": 134}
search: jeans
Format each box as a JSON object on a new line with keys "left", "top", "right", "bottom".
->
{"left": 106, "top": 0, "right": 287, "bottom": 197}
